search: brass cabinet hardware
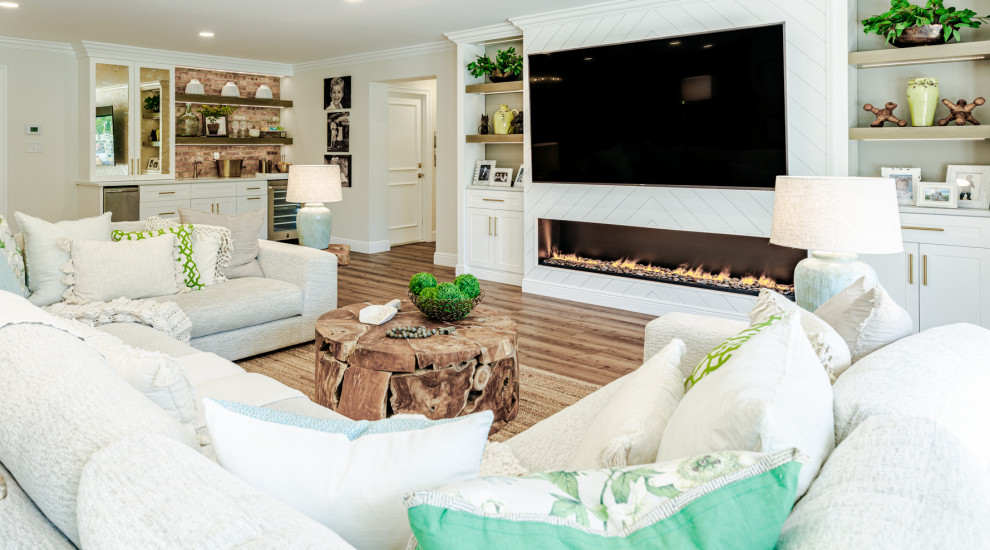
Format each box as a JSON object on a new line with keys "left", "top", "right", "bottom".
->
{"left": 482, "top": 198, "right": 504, "bottom": 202}
{"left": 908, "top": 253, "right": 913, "bottom": 284}
{"left": 159, "top": 211, "right": 175, "bottom": 216}
{"left": 923, "top": 255, "right": 928, "bottom": 286}
{"left": 247, "top": 187, "right": 261, "bottom": 190}
{"left": 246, "top": 197, "right": 261, "bottom": 200}
{"left": 159, "top": 191, "right": 175, "bottom": 195}
{"left": 901, "top": 225, "right": 944, "bottom": 232}
{"left": 494, "top": 217, "right": 498, "bottom": 237}
{"left": 488, "top": 216, "right": 492, "bottom": 236}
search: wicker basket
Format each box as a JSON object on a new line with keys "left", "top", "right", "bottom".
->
{"left": 407, "top": 289, "right": 484, "bottom": 322}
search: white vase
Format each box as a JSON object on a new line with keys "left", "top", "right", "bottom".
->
{"left": 221, "top": 82, "right": 240, "bottom": 98}
{"left": 184, "top": 78, "right": 205, "bottom": 95}
{"left": 255, "top": 84, "right": 273, "bottom": 99}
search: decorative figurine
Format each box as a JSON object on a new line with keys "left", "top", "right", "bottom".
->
{"left": 937, "top": 97, "right": 986, "bottom": 126}
{"left": 478, "top": 114, "right": 492, "bottom": 135}
{"left": 509, "top": 110, "right": 524, "bottom": 134}
{"left": 863, "top": 102, "right": 908, "bottom": 127}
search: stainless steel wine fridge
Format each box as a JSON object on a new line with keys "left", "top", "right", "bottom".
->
{"left": 267, "top": 179, "right": 300, "bottom": 241}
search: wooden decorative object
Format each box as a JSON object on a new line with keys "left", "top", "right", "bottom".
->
{"left": 323, "top": 243, "right": 351, "bottom": 265}
{"left": 937, "top": 97, "right": 986, "bottom": 126}
{"left": 315, "top": 301, "right": 519, "bottom": 434}
{"left": 864, "top": 102, "right": 909, "bottom": 127}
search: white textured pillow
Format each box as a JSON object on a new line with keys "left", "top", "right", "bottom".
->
{"left": 570, "top": 339, "right": 686, "bottom": 470}
{"left": 62, "top": 235, "right": 184, "bottom": 303}
{"left": 657, "top": 313, "right": 834, "bottom": 499}
{"left": 147, "top": 217, "right": 231, "bottom": 286}
{"left": 750, "top": 289, "right": 851, "bottom": 380}
{"left": 205, "top": 400, "right": 492, "bottom": 550}
{"left": 814, "top": 277, "right": 913, "bottom": 363}
{"left": 14, "top": 212, "right": 111, "bottom": 306}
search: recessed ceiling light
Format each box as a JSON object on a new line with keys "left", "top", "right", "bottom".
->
{"left": 0, "top": 2, "right": 20, "bottom": 8}
{"left": 199, "top": 31, "right": 214, "bottom": 37}
{"left": 584, "top": 57, "right": 593, "bottom": 61}
{"left": 703, "top": 44, "right": 713, "bottom": 48}
{"left": 669, "top": 41, "right": 681, "bottom": 46}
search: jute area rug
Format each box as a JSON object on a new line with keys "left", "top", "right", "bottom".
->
{"left": 237, "top": 343, "right": 601, "bottom": 442}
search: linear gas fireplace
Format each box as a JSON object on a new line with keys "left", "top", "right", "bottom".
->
{"left": 538, "top": 219, "right": 807, "bottom": 298}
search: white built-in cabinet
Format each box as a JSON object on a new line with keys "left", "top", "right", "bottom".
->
{"left": 863, "top": 209, "right": 990, "bottom": 332}
{"left": 464, "top": 187, "right": 523, "bottom": 283}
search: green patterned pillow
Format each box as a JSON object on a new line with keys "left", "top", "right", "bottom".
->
{"left": 405, "top": 449, "right": 803, "bottom": 549}
{"left": 684, "top": 315, "right": 782, "bottom": 391}
{"left": 0, "top": 215, "right": 28, "bottom": 296}
{"left": 111, "top": 225, "right": 203, "bottom": 290}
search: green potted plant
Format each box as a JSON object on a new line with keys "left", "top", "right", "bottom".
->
{"left": 466, "top": 47, "right": 523, "bottom": 83}
{"left": 196, "top": 104, "right": 237, "bottom": 136}
{"left": 862, "top": 0, "right": 990, "bottom": 47}
{"left": 143, "top": 93, "right": 160, "bottom": 113}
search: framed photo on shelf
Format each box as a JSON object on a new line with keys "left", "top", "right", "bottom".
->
{"left": 881, "top": 167, "right": 921, "bottom": 206}
{"left": 916, "top": 181, "right": 958, "bottom": 208}
{"left": 473, "top": 160, "right": 496, "bottom": 185}
{"left": 492, "top": 168, "right": 514, "bottom": 186}
{"left": 146, "top": 158, "right": 160, "bottom": 171}
{"left": 945, "top": 165, "right": 990, "bottom": 209}
{"left": 514, "top": 164, "right": 526, "bottom": 187}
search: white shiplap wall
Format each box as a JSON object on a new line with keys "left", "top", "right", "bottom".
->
{"left": 511, "top": 0, "right": 835, "bottom": 319}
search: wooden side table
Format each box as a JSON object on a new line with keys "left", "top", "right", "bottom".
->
{"left": 315, "top": 301, "right": 519, "bottom": 434}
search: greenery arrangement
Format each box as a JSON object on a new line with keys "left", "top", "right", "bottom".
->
{"left": 862, "top": 0, "right": 990, "bottom": 43}
{"left": 467, "top": 47, "right": 523, "bottom": 80}
{"left": 407, "top": 273, "right": 483, "bottom": 321}
{"left": 143, "top": 93, "right": 160, "bottom": 113}
{"left": 196, "top": 104, "right": 238, "bottom": 120}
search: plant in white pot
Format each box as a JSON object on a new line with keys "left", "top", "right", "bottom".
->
{"left": 862, "top": 0, "right": 990, "bottom": 47}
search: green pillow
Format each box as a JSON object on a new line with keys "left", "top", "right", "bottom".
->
{"left": 684, "top": 315, "right": 782, "bottom": 391}
{"left": 112, "top": 225, "right": 203, "bottom": 290}
{"left": 406, "top": 449, "right": 802, "bottom": 549}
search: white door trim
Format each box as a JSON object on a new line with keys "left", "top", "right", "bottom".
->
{"left": 387, "top": 85, "right": 435, "bottom": 243}
{"left": 0, "top": 65, "right": 7, "bottom": 219}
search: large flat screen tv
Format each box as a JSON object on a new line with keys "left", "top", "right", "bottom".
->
{"left": 529, "top": 24, "right": 786, "bottom": 189}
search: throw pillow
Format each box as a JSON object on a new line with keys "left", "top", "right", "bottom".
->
{"left": 814, "top": 277, "right": 913, "bottom": 363}
{"left": 14, "top": 211, "right": 112, "bottom": 306}
{"left": 570, "top": 340, "right": 686, "bottom": 470}
{"left": 147, "top": 216, "right": 232, "bottom": 286}
{"left": 684, "top": 315, "right": 783, "bottom": 391}
{"left": 204, "top": 400, "right": 493, "bottom": 550}
{"left": 750, "top": 289, "right": 852, "bottom": 380}
{"left": 179, "top": 208, "right": 264, "bottom": 279}
{"left": 0, "top": 215, "right": 27, "bottom": 296}
{"left": 62, "top": 235, "right": 185, "bottom": 303}
{"left": 112, "top": 224, "right": 203, "bottom": 289}
{"left": 657, "top": 313, "right": 834, "bottom": 499}
{"left": 405, "top": 449, "right": 803, "bottom": 550}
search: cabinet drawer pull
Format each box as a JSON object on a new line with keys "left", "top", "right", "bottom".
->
{"left": 901, "top": 225, "right": 944, "bottom": 232}
{"left": 908, "top": 253, "right": 913, "bottom": 285}
{"left": 923, "top": 255, "right": 928, "bottom": 286}
{"left": 158, "top": 191, "right": 176, "bottom": 195}
{"left": 494, "top": 217, "right": 498, "bottom": 237}
{"left": 488, "top": 216, "right": 492, "bottom": 237}
{"left": 246, "top": 187, "right": 261, "bottom": 190}
{"left": 482, "top": 198, "right": 505, "bottom": 202}
{"left": 246, "top": 197, "right": 261, "bottom": 200}
{"left": 158, "top": 211, "right": 175, "bottom": 216}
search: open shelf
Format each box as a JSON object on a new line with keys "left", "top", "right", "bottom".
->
{"left": 143, "top": 141, "right": 161, "bottom": 147}
{"left": 176, "top": 136, "right": 294, "bottom": 145}
{"left": 466, "top": 134, "right": 524, "bottom": 143}
{"left": 142, "top": 113, "right": 161, "bottom": 120}
{"left": 849, "top": 125, "right": 990, "bottom": 141}
{"left": 465, "top": 81, "right": 524, "bottom": 94}
{"left": 849, "top": 40, "right": 990, "bottom": 68}
{"left": 174, "top": 93, "right": 293, "bottom": 108}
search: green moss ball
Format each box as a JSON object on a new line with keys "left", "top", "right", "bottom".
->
{"left": 408, "top": 272, "right": 438, "bottom": 295}
{"left": 419, "top": 287, "right": 438, "bottom": 300}
{"left": 454, "top": 274, "right": 481, "bottom": 299}
{"left": 435, "top": 282, "right": 466, "bottom": 301}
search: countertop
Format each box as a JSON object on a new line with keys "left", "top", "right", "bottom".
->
{"left": 466, "top": 184, "right": 524, "bottom": 193}
{"left": 77, "top": 174, "right": 288, "bottom": 188}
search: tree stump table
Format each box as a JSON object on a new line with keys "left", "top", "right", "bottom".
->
{"left": 314, "top": 301, "right": 519, "bottom": 434}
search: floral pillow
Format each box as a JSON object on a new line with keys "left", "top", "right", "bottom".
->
{"left": 405, "top": 449, "right": 804, "bottom": 549}
{"left": 111, "top": 225, "right": 203, "bottom": 290}
{"left": 0, "top": 215, "right": 27, "bottom": 296}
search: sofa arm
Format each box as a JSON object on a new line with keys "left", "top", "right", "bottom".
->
{"left": 257, "top": 240, "right": 337, "bottom": 319}
{"left": 644, "top": 312, "right": 746, "bottom": 367}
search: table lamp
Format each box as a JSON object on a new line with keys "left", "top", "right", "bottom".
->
{"left": 770, "top": 176, "right": 903, "bottom": 311}
{"left": 287, "top": 164, "right": 343, "bottom": 250}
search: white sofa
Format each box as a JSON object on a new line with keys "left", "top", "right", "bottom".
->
{"left": 1, "top": 304, "right": 989, "bottom": 548}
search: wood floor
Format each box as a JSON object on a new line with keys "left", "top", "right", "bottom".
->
{"left": 337, "top": 242, "right": 655, "bottom": 386}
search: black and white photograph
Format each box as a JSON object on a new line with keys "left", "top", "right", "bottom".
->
{"left": 473, "top": 160, "right": 496, "bottom": 185}
{"left": 492, "top": 168, "right": 513, "bottom": 187}
{"left": 515, "top": 164, "right": 526, "bottom": 186}
{"left": 325, "top": 154, "right": 352, "bottom": 188}
{"left": 324, "top": 76, "right": 351, "bottom": 111}
{"left": 946, "top": 165, "right": 990, "bottom": 209}
{"left": 916, "top": 181, "right": 958, "bottom": 208}
{"left": 327, "top": 112, "right": 350, "bottom": 153}
{"left": 881, "top": 167, "right": 920, "bottom": 206}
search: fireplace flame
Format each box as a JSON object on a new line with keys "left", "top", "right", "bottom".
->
{"left": 546, "top": 251, "right": 793, "bottom": 295}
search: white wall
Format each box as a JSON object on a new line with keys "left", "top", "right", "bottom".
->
{"left": 284, "top": 49, "right": 456, "bottom": 255}
{"left": 0, "top": 44, "right": 77, "bottom": 231}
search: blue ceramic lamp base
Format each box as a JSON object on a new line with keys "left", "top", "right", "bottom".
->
{"left": 297, "top": 203, "right": 332, "bottom": 249}
{"left": 794, "top": 251, "right": 878, "bottom": 312}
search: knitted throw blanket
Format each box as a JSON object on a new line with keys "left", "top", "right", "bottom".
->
{"left": 43, "top": 298, "right": 192, "bottom": 344}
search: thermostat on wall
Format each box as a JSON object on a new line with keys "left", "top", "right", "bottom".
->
{"left": 25, "top": 124, "right": 42, "bottom": 135}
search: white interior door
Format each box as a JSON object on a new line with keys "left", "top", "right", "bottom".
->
{"left": 0, "top": 65, "right": 6, "bottom": 219}
{"left": 387, "top": 95, "right": 424, "bottom": 246}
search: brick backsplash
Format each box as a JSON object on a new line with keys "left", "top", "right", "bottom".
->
{"left": 175, "top": 68, "right": 280, "bottom": 98}
{"left": 176, "top": 145, "right": 284, "bottom": 179}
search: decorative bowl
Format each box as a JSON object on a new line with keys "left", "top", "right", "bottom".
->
{"left": 408, "top": 289, "right": 484, "bottom": 322}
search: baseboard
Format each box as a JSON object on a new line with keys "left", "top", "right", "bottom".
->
{"left": 433, "top": 252, "right": 457, "bottom": 267}
{"left": 330, "top": 238, "right": 391, "bottom": 254}
{"left": 464, "top": 266, "right": 523, "bottom": 287}
{"left": 521, "top": 278, "right": 749, "bottom": 321}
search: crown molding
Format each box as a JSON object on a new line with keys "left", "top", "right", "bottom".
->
{"left": 0, "top": 35, "right": 73, "bottom": 55}
{"left": 76, "top": 41, "right": 293, "bottom": 76}
{"left": 509, "top": 0, "right": 702, "bottom": 29}
{"left": 293, "top": 40, "right": 454, "bottom": 73}
{"left": 444, "top": 23, "right": 522, "bottom": 45}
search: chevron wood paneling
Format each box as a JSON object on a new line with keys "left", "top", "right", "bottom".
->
{"left": 516, "top": 0, "right": 826, "bottom": 318}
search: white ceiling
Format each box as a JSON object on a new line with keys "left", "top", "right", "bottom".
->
{"left": 0, "top": 0, "right": 607, "bottom": 64}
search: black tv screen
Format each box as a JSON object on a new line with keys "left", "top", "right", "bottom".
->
{"left": 529, "top": 24, "right": 786, "bottom": 189}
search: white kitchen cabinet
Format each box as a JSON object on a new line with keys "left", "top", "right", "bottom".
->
{"left": 493, "top": 209, "right": 524, "bottom": 275}
{"left": 466, "top": 209, "right": 495, "bottom": 269}
{"left": 190, "top": 197, "right": 236, "bottom": 215}
{"left": 463, "top": 188, "right": 523, "bottom": 285}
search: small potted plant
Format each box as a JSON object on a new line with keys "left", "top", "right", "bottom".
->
{"left": 862, "top": 0, "right": 990, "bottom": 47}
{"left": 467, "top": 47, "right": 523, "bottom": 83}
{"left": 196, "top": 104, "right": 237, "bottom": 136}
{"left": 143, "top": 93, "right": 160, "bottom": 113}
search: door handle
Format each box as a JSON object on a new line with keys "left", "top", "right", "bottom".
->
{"left": 488, "top": 216, "right": 492, "bottom": 237}
{"left": 247, "top": 187, "right": 261, "bottom": 190}
{"left": 159, "top": 191, "right": 175, "bottom": 195}
{"left": 908, "top": 253, "right": 913, "bottom": 285}
{"left": 922, "top": 255, "right": 928, "bottom": 286}
{"left": 482, "top": 198, "right": 504, "bottom": 202}
{"left": 246, "top": 196, "right": 261, "bottom": 200}
{"left": 494, "top": 217, "right": 498, "bottom": 237}
{"left": 417, "top": 173, "right": 424, "bottom": 179}
{"left": 901, "top": 226, "right": 944, "bottom": 232}
{"left": 158, "top": 211, "right": 175, "bottom": 216}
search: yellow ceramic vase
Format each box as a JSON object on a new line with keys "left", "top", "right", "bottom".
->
{"left": 493, "top": 105, "right": 518, "bottom": 135}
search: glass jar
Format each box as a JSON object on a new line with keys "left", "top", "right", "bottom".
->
{"left": 176, "top": 103, "right": 200, "bottom": 137}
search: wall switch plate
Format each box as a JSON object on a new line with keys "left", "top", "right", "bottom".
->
{"left": 25, "top": 124, "right": 42, "bottom": 135}
{"left": 26, "top": 141, "right": 43, "bottom": 153}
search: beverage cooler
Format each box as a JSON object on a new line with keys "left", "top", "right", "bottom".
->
{"left": 267, "top": 179, "right": 299, "bottom": 241}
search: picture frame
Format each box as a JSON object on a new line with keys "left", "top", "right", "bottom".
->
{"left": 324, "top": 76, "right": 352, "bottom": 111}
{"left": 514, "top": 164, "right": 526, "bottom": 187}
{"left": 326, "top": 111, "right": 350, "bottom": 153}
{"left": 916, "top": 181, "right": 959, "bottom": 208}
{"left": 492, "top": 168, "right": 514, "bottom": 187}
{"left": 945, "top": 165, "right": 990, "bottom": 209}
{"left": 324, "top": 154, "right": 352, "bottom": 188}
{"left": 881, "top": 167, "right": 921, "bottom": 206}
{"left": 473, "top": 160, "right": 496, "bottom": 185}
{"left": 146, "top": 158, "right": 160, "bottom": 171}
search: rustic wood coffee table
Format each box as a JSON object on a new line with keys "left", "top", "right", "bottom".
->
{"left": 314, "top": 301, "right": 519, "bottom": 434}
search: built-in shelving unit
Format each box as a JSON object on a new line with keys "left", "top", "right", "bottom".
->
{"left": 849, "top": 125, "right": 990, "bottom": 141}
{"left": 466, "top": 134, "right": 524, "bottom": 143}
{"left": 849, "top": 40, "right": 990, "bottom": 69}
{"left": 465, "top": 81, "right": 524, "bottom": 94}
{"left": 174, "top": 93, "right": 293, "bottom": 108}
{"left": 176, "top": 136, "right": 293, "bottom": 145}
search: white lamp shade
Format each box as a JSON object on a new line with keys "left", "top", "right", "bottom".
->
{"left": 287, "top": 165, "right": 343, "bottom": 204}
{"left": 770, "top": 176, "right": 903, "bottom": 255}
